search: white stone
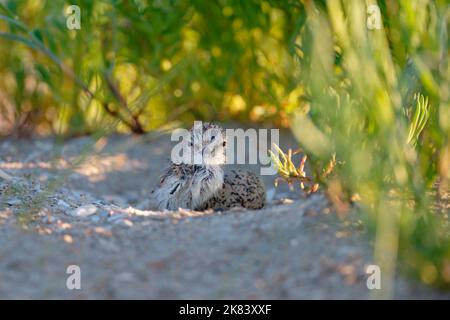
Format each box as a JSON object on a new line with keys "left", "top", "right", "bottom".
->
{"left": 70, "top": 204, "right": 98, "bottom": 217}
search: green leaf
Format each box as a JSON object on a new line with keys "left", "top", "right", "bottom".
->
{"left": 407, "top": 93, "right": 430, "bottom": 146}
{"left": 0, "top": 3, "right": 16, "bottom": 18}
{"left": 0, "top": 14, "right": 28, "bottom": 32}
{"left": 35, "top": 63, "right": 53, "bottom": 88}
{"left": 31, "top": 28, "right": 44, "bottom": 43}
{"left": 0, "top": 31, "right": 40, "bottom": 50}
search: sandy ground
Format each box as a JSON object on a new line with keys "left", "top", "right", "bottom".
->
{"left": 0, "top": 129, "right": 449, "bottom": 299}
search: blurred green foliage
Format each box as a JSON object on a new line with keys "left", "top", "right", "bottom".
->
{"left": 0, "top": 0, "right": 302, "bottom": 135}
{"left": 1, "top": 0, "right": 450, "bottom": 295}
{"left": 291, "top": 0, "right": 450, "bottom": 295}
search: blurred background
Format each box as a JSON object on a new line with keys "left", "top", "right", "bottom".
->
{"left": 0, "top": 0, "right": 304, "bottom": 136}
{"left": 0, "top": 0, "right": 449, "bottom": 293}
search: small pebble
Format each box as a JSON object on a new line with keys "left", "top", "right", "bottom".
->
{"left": 6, "top": 198, "right": 22, "bottom": 206}
{"left": 70, "top": 204, "right": 98, "bottom": 217}
{"left": 63, "top": 234, "right": 74, "bottom": 244}
{"left": 57, "top": 199, "right": 70, "bottom": 208}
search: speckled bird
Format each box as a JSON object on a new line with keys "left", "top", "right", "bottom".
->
{"left": 150, "top": 122, "right": 265, "bottom": 211}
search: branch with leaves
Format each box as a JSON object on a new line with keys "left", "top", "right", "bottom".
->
{"left": 0, "top": 6, "right": 145, "bottom": 134}
{"left": 269, "top": 144, "right": 339, "bottom": 194}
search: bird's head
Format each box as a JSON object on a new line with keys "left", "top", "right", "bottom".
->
{"left": 187, "top": 122, "right": 226, "bottom": 166}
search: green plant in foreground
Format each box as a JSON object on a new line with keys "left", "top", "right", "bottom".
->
{"left": 290, "top": 0, "right": 450, "bottom": 296}
{"left": 407, "top": 93, "right": 431, "bottom": 147}
{"left": 269, "top": 143, "right": 338, "bottom": 194}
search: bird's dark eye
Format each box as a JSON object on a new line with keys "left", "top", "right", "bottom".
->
{"left": 211, "top": 135, "right": 215, "bottom": 141}
{"left": 223, "top": 141, "right": 226, "bottom": 147}
{"left": 188, "top": 142, "right": 193, "bottom": 147}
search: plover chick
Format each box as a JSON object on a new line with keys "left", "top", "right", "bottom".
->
{"left": 197, "top": 169, "right": 266, "bottom": 210}
{"left": 150, "top": 122, "right": 266, "bottom": 211}
{"left": 150, "top": 122, "right": 225, "bottom": 211}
